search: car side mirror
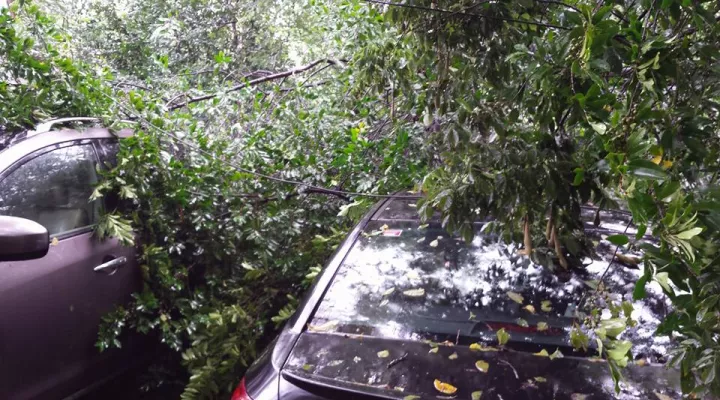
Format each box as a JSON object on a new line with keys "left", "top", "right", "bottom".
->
{"left": 0, "top": 216, "right": 50, "bottom": 261}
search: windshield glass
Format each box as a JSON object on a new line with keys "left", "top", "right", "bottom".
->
{"left": 309, "top": 214, "right": 670, "bottom": 360}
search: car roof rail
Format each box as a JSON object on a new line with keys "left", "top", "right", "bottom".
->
{"left": 29, "top": 117, "right": 100, "bottom": 136}
{"left": 28, "top": 117, "right": 137, "bottom": 137}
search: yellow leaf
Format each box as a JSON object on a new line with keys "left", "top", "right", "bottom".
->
{"left": 377, "top": 350, "right": 390, "bottom": 358}
{"left": 404, "top": 396, "right": 420, "bottom": 400}
{"left": 523, "top": 305, "right": 536, "bottom": 314}
{"left": 507, "top": 291, "right": 524, "bottom": 304}
{"left": 651, "top": 155, "right": 662, "bottom": 165}
{"left": 654, "top": 392, "right": 673, "bottom": 400}
{"left": 448, "top": 352, "right": 458, "bottom": 360}
{"left": 433, "top": 379, "right": 458, "bottom": 395}
{"left": 429, "top": 347, "right": 439, "bottom": 354}
{"left": 470, "top": 342, "right": 498, "bottom": 352}
{"left": 50, "top": 237, "right": 59, "bottom": 246}
{"left": 475, "top": 360, "right": 490, "bottom": 373}
{"left": 307, "top": 320, "right": 338, "bottom": 332}
{"left": 496, "top": 328, "right": 510, "bottom": 346}
{"left": 471, "top": 391, "right": 483, "bottom": 400}
{"left": 549, "top": 349, "right": 564, "bottom": 360}
{"left": 541, "top": 300, "right": 552, "bottom": 312}
{"left": 403, "top": 288, "right": 425, "bottom": 297}
{"left": 662, "top": 160, "right": 673, "bottom": 169}
{"left": 534, "top": 349, "right": 550, "bottom": 357}
{"left": 534, "top": 376, "right": 547, "bottom": 382}
{"left": 380, "top": 224, "right": 389, "bottom": 231}
{"left": 537, "top": 322, "right": 548, "bottom": 331}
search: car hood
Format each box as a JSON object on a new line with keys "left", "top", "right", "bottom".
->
{"left": 283, "top": 332, "right": 680, "bottom": 399}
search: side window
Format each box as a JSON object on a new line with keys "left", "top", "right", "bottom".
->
{"left": 94, "top": 139, "right": 119, "bottom": 169}
{"left": 0, "top": 144, "right": 100, "bottom": 237}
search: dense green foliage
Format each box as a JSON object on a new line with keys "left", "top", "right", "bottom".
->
{"left": 2, "top": 0, "right": 720, "bottom": 398}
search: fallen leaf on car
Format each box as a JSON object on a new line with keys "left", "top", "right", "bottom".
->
{"left": 429, "top": 239, "right": 439, "bottom": 247}
{"left": 380, "top": 224, "right": 389, "bottom": 231}
{"left": 534, "top": 349, "right": 550, "bottom": 357}
{"left": 523, "top": 305, "right": 536, "bottom": 314}
{"left": 403, "top": 396, "right": 420, "bottom": 400}
{"left": 534, "top": 376, "right": 547, "bottom": 382}
{"left": 417, "top": 237, "right": 425, "bottom": 243}
{"left": 475, "top": 360, "right": 490, "bottom": 373}
{"left": 377, "top": 350, "right": 390, "bottom": 358}
{"left": 403, "top": 288, "right": 425, "bottom": 297}
{"left": 537, "top": 322, "right": 548, "bottom": 331}
{"left": 570, "top": 394, "right": 588, "bottom": 400}
{"left": 379, "top": 299, "right": 389, "bottom": 306}
{"left": 516, "top": 318, "right": 529, "bottom": 327}
{"left": 302, "top": 364, "right": 314, "bottom": 371}
{"left": 406, "top": 270, "right": 420, "bottom": 280}
{"left": 549, "top": 348, "right": 564, "bottom": 360}
{"left": 307, "top": 320, "right": 338, "bottom": 332}
{"left": 327, "top": 360, "right": 343, "bottom": 367}
{"left": 496, "top": 328, "right": 510, "bottom": 346}
{"left": 470, "top": 342, "right": 498, "bottom": 352}
{"left": 541, "top": 300, "right": 552, "bottom": 312}
{"left": 471, "top": 391, "right": 483, "bottom": 400}
{"left": 429, "top": 347, "right": 439, "bottom": 354}
{"left": 50, "top": 237, "right": 59, "bottom": 246}
{"left": 653, "top": 392, "right": 672, "bottom": 400}
{"left": 448, "top": 352, "right": 458, "bottom": 360}
{"left": 383, "top": 287, "right": 395, "bottom": 296}
{"left": 433, "top": 379, "right": 458, "bottom": 395}
{"left": 507, "top": 291, "right": 524, "bottom": 304}
{"left": 419, "top": 224, "right": 429, "bottom": 229}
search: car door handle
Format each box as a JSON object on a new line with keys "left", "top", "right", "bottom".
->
{"left": 93, "top": 256, "right": 127, "bottom": 274}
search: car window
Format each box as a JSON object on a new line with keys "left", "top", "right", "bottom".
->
{"left": 0, "top": 144, "right": 100, "bottom": 237}
{"left": 93, "top": 139, "right": 119, "bottom": 169}
{"left": 309, "top": 217, "right": 669, "bottom": 359}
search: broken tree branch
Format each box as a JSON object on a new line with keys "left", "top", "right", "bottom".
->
{"left": 168, "top": 59, "right": 346, "bottom": 111}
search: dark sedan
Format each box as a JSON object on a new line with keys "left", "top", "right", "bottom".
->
{"left": 231, "top": 196, "right": 680, "bottom": 400}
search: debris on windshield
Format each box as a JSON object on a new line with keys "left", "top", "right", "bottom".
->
{"left": 541, "top": 300, "right": 553, "bottom": 312}
{"left": 387, "top": 352, "right": 408, "bottom": 368}
{"left": 377, "top": 350, "right": 390, "bottom": 358}
{"left": 433, "top": 379, "right": 458, "bottom": 395}
{"left": 302, "top": 364, "right": 314, "bottom": 372}
{"left": 550, "top": 349, "right": 564, "bottom": 360}
{"left": 523, "top": 305, "right": 536, "bottom": 314}
{"left": 353, "top": 356, "right": 361, "bottom": 363}
{"left": 448, "top": 352, "right": 458, "bottom": 360}
{"left": 471, "top": 390, "right": 483, "bottom": 400}
{"left": 507, "top": 291, "right": 524, "bottom": 304}
{"left": 470, "top": 342, "right": 498, "bottom": 352}
{"left": 537, "top": 322, "right": 549, "bottom": 331}
{"left": 516, "top": 318, "right": 529, "bottom": 327}
{"left": 307, "top": 320, "right": 338, "bottom": 332}
{"left": 496, "top": 328, "right": 510, "bottom": 346}
{"left": 403, "top": 288, "right": 425, "bottom": 297}
{"left": 327, "top": 360, "right": 343, "bottom": 367}
{"left": 475, "top": 360, "right": 490, "bottom": 373}
{"left": 534, "top": 349, "right": 550, "bottom": 357}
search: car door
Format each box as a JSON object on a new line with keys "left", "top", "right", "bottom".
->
{"left": 0, "top": 140, "right": 143, "bottom": 400}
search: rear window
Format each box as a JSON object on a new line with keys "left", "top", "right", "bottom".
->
{"left": 309, "top": 215, "right": 670, "bottom": 360}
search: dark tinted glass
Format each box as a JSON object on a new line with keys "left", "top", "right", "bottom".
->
{"left": 0, "top": 144, "right": 100, "bottom": 236}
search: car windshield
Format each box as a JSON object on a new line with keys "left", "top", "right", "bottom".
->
{"left": 309, "top": 202, "right": 671, "bottom": 361}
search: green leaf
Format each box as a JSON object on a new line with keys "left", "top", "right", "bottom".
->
{"left": 589, "top": 121, "right": 607, "bottom": 135}
{"left": 633, "top": 274, "right": 649, "bottom": 300}
{"left": 607, "top": 234, "right": 629, "bottom": 245}
{"left": 627, "top": 160, "right": 667, "bottom": 180}
{"left": 676, "top": 227, "right": 702, "bottom": 240}
{"left": 599, "top": 318, "right": 626, "bottom": 338}
{"left": 655, "top": 272, "right": 673, "bottom": 294}
{"left": 496, "top": 328, "right": 510, "bottom": 346}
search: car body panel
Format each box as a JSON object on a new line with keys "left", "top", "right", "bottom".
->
{"left": 0, "top": 124, "right": 146, "bottom": 399}
{"left": 282, "top": 332, "right": 679, "bottom": 399}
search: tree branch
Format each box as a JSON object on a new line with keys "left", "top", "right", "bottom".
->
{"left": 168, "top": 59, "right": 345, "bottom": 111}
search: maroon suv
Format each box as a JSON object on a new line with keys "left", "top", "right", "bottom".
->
{"left": 0, "top": 118, "right": 147, "bottom": 400}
